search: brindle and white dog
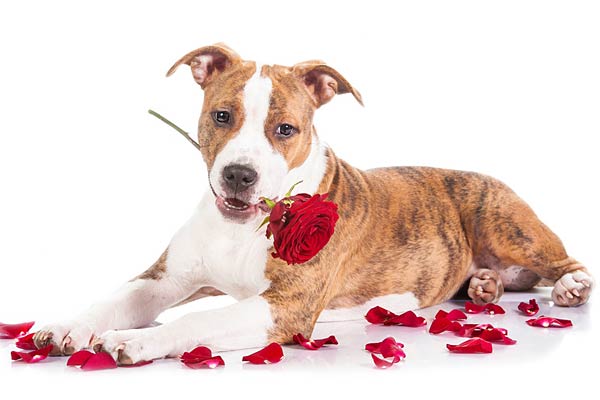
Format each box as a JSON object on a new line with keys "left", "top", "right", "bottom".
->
{"left": 34, "top": 44, "right": 594, "bottom": 364}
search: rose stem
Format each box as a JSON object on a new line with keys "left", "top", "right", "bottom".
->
{"left": 147, "top": 109, "right": 203, "bottom": 153}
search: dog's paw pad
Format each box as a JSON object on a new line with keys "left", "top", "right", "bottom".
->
{"left": 468, "top": 269, "right": 504, "bottom": 305}
{"left": 552, "top": 271, "right": 593, "bottom": 307}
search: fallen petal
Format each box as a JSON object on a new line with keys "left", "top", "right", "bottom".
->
{"left": 389, "top": 311, "right": 427, "bottom": 327}
{"left": 242, "top": 343, "right": 284, "bottom": 364}
{"left": 180, "top": 346, "right": 213, "bottom": 363}
{"left": 67, "top": 350, "right": 94, "bottom": 366}
{"left": 429, "top": 318, "right": 462, "bottom": 334}
{"left": 0, "top": 321, "right": 35, "bottom": 339}
{"left": 526, "top": 316, "right": 573, "bottom": 328}
{"left": 11, "top": 345, "right": 53, "bottom": 363}
{"left": 458, "top": 324, "right": 516, "bottom": 345}
{"left": 15, "top": 333, "right": 37, "bottom": 350}
{"left": 365, "top": 337, "right": 404, "bottom": 354}
{"left": 293, "top": 333, "right": 338, "bottom": 350}
{"left": 365, "top": 337, "right": 406, "bottom": 368}
{"left": 365, "top": 306, "right": 396, "bottom": 324}
{"left": 182, "top": 356, "right": 224, "bottom": 369}
{"left": 81, "top": 352, "right": 118, "bottom": 370}
{"left": 518, "top": 299, "right": 540, "bottom": 316}
{"left": 465, "top": 302, "right": 505, "bottom": 315}
{"left": 365, "top": 306, "right": 426, "bottom": 327}
{"left": 67, "top": 350, "right": 117, "bottom": 370}
{"left": 435, "top": 309, "right": 468, "bottom": 321}
{"left": 447, "top": 338, "right": 493, "bottom": 354}
{"left": 180, "top": 345, "right": 225, "bottom": 369}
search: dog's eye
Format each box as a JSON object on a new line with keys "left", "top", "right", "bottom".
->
{"left": 276, "top": 123, "right": 296, "bottom": 137}
{"left": 213, "top": 111, "right": 231, "bottom": 124}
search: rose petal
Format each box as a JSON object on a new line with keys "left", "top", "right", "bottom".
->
{"left": 67, "top": 350, "right": 117, "bottom": 370}
{"left": 390, "top": 311, "right": 427, "bottom": 327}
{"left": 458, "top": 324, "right": 516, "bottom": 345}
{"left": 0, "top": 321, "right": 35, "bottom": 339}
{"left": 182, "top": 356, "right": 224, "bottom": 369}
{"left": 526, "top": 316, "right": 573, "bottom": 328}
{"left": 180, "top": 346, "right": 213, "bottom": 363}
{"left": 242, "top": 343, "right": 284, "bottom": 364}
{"left": 180, "top": 346, "right": 225, "bottom": 369}
{"left": 365, "top": 306, "right": 396, "bottom": 325}
{"left": 518, "top": 299, "right": 540, "bottom": 316}
{"left": 435, "top": 309, "right": 468, "bottom": 321}
{"left": 465, "top": 301, "right": 505, "bottom": 315}
{"left": 447, "top": 338, "right": 493, "bottom": 354}
{"left": 67, "top": 350, "right": 94, "bottom": 366}
{"left": 429, "top": 317, "right": 462, "bottom": 334}
{"left": 15, "top": 333, "right": 37, "bottom": 350}
{"left": 365, "top": 307, "right": 426, "bottom": 327}
{"left": 11, "top": 345, "right": 53, "bottom": 363}
{"left": 293, "top": 333, "right": 338, "bottom": 350}
{"left": 365, "top": 337, "right": 406, "bottom": 368}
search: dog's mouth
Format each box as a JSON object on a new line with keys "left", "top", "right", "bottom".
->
{"left": 214, "top": 196, "right": 270, "bottom": 222}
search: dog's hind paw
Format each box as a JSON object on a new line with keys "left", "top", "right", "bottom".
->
{"left": 468, "top": 268, "right": 504, "bottom": 305}
{"left": 552, "top": 270, "right": 593, "bottom": 307}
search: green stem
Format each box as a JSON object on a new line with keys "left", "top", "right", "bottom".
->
{"left": 148, "top": 109, "right": 203, "bottom": 153}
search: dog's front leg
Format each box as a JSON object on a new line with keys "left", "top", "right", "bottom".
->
{"left": 33, "top": 215, "right": 210, "bottom": 355}
{"left": 32, "top": 252, "right": 198, "bottom": 355}
{"left": 94, "top": 265, "right": 333, "bottom": 365}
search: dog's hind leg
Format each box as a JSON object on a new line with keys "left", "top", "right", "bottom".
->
{"left": 465, "top": 178, "right": 593, "bottom": 307}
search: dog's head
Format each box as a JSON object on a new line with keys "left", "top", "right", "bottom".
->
{"left": 167, "top": 43, "right": 362, "bottom": 223}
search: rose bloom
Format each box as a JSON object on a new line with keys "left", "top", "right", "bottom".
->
{"left": 266, "top": 193, "right": 339, "bottom": 265}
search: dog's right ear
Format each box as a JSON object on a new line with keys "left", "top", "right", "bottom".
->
{"left": 166, "top": 43, "right": 241, "bottom": 89}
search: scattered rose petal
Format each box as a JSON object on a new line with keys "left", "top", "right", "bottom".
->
{"left": 458, "top": 324, "right": 516, "bottom": 345}
{"left": 242, "top": 343, "right": 284, "bottom": 364}
{"left": 447, "top": 338, "right": 493, "bottom": 354}
{"left": 67, "top": 350, "right": 118, "bottom": 370}
{"left": 465, "top": 301, "right": 505, "bottom": 315}
{"left": 180, "top": 346, "right": 225, "bottom": 369}
{"left": 0, "top": 321, "right": 35, "bottom": 339}
{"left": 11, "top": 345, "right": 53, "bottom": 363}
{"left": 526, "top": 316, "right": 573, "bottom": 328}
{"left": 293, "top": 333, "right": 338, "bottom": 350}
{"left": 435, "top": 309, "right": 468, "bottom": 321}
{"left": 15, "top": 333, "right": 37, "bottom": 350}
{"left": 365, "top": 337, "right": 406, "bottom": 368}
{"left": 518, "top": 299, "right": 540, "bottom": 316}
{"left": 365, "top": 306, "right": 427, "bottom": 327}
{"left": 429, "top": 317, "right": 462, "bottom": 334}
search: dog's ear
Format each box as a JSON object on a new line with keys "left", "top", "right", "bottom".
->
{"left": 292, "top": 61, "right": 363, "bottom": 107}
{"left": 166, "top": 43, "right": 241, "bottom": 88}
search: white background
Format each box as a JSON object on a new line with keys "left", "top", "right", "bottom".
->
{"left": 0, "top": 0, "right": 598, "bottom": 399}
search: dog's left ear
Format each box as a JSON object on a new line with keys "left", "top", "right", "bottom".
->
{"left": 292, "top": 61, "right": 363, "bottom": 107}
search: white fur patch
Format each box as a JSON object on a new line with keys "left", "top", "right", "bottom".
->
{"left": 209, "top": 64, "right": 288, "bottom": 203}
{"left": 317, "top": 293, "right": 420, "bottom": 322}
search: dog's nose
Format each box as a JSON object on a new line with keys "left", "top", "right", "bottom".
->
{"left": 222, "top": 164, "right": 258, "bottom": 192}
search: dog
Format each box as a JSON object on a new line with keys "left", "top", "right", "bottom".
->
{"left": 33, "top": 43, "right": 594, "bottom": 364}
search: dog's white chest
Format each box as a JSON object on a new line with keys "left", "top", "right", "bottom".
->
{"left": 168, "top": 194, "right": 271, "bottom": 300}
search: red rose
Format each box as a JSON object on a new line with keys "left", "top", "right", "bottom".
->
{"left": 265, "top": 193, "right": 338, "bottom": 265}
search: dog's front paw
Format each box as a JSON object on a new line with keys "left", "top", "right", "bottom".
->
{"left": 552, "top": 270, "right": 593, "bottom": 307}
{"left": 92, "top": 327, "right": 172, "bottom": 365}
{"left": 33, "top": 321, "right": 95, "bottom": 356}
{"left": 468, "top": 269, "right": 504, "bottom": 305}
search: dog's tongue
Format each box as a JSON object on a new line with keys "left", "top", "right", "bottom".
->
{"left": 225, "top": 198, "right": 249, "bottom": 208}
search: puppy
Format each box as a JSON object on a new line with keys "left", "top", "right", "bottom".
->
{"left": 34, "top": 44, "right": 593, "bottom": 364}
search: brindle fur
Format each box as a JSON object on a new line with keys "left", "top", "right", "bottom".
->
{"left": 263, "top": 149, "right": 588, "bottom": 343}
